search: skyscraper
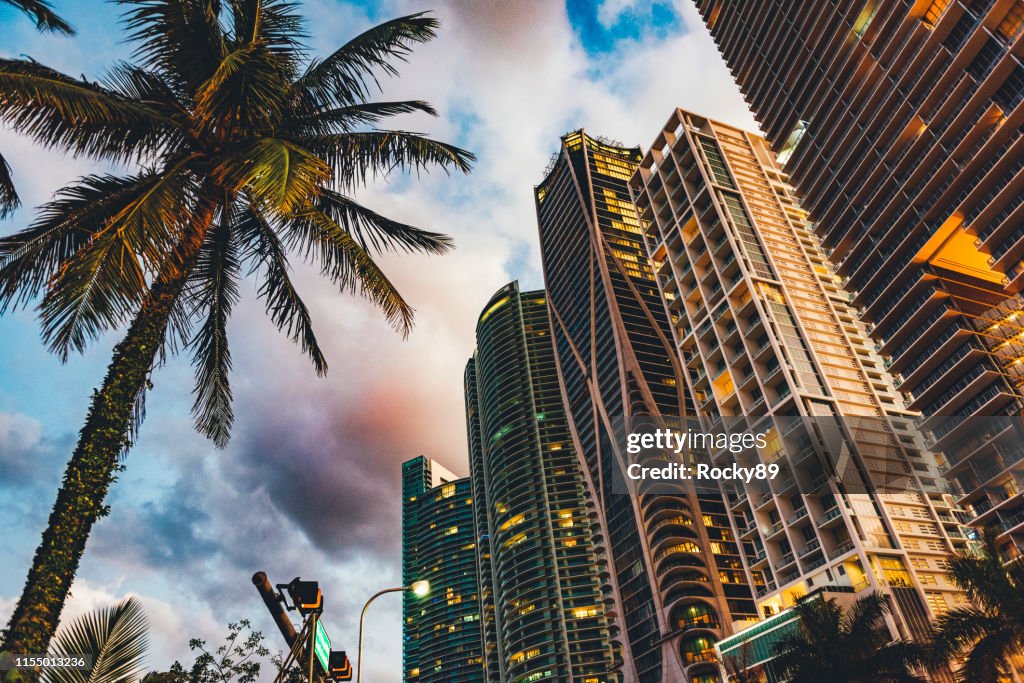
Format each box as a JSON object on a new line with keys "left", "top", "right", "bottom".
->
{"left": 465, "top": 281, "right": 618, "bottom": 683}
{"left": 628, "top": 108, "right": 968, "bottom": 667}
{"left": 402, "top": 456, "right": 484, "bottom": 683}
{"left": 535, "top": 131, "right": 756, "bottom": 683}
{"left": 696, "top": 0, "right": 1024, "bottom": 555}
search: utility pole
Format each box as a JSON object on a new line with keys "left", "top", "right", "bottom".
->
{"left": 252, "top": 572, "right": 352, "bottom": 683}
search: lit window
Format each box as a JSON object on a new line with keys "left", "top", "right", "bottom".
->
{"left": 922, "top": 0, "right": 952, "bottom": 27}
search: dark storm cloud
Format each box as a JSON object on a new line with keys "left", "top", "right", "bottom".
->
{"left": 227, "top": 383, "right": 404, "bottom": 562}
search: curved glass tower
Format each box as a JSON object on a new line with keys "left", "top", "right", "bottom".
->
{"left": 535, "top": 131, "right": 755, "bottom": 683}
{"left": 466, "top": 282, "right": 618, "bottom": 683}
{"left": 402, "top": 456, "right": 484, "bottom": 683}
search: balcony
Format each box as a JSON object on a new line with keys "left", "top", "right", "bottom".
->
{"left": 816, "top": 506, "right": 843, "bottom": 527}
{"left": 798, "top": 538, "right": 822, "bottom": 558}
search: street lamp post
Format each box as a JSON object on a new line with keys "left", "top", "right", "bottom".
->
{"left": 357, "top": 580, "right": 429, "bottom": 683}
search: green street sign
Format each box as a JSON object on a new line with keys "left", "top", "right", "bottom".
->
{"left": 313, "top": 619, "right": 331, "bottom": 672}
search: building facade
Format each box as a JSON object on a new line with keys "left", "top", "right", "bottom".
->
{"left": 465, "top": 281, "right": 618, "bottom": 683}
{"left": 697, "top": 0, "right": 1024, "bottom": 557}
{"left": 535, "top": 131, "right": 757, "bottom": 683}
{"left": 402, "top": 456, "right": 484, "bottom": 683}
{"left": 628, "top": 109, "right": 969, "bottom": 668}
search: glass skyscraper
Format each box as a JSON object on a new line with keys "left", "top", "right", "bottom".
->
{"left": 402, "top": 456, "right": 484, "bottom": 683}
{"left": 696, "top": 0, "right": 1024, "bottom": 558}
{"left": 535, "top": 131, "right": 755, "bottom": 683}
{"left": 465, "top": 281, "right": 618, "bottom": 683}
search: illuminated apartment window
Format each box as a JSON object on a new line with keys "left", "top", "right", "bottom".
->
{"left": 997, "top": 0, "right": 1024, "bottom": 41}
{"left": 499, "top": 513, "right": 525, "bottom": 532}
{"left": 922, "top": 0, "right": 952, "bottom": 27}
{"left": 776, "top": 120, "right": 809, "bottom": 167}
{"left": 878, "top": 557, "right": 912, "bottom": 587}
{"left": 852, "top": 1, "right": 880, "bottom": 39}
{"left": 925, "top": 591, "right": 949, "bottom": 615}
{"left": 573, "top": 606, "right": 599, "bottom": 619}
{"left": 504, "top": 532, "right": 528, "bottom": 548}
{"left": 440, "top": 483, "right": 456, "bottom": 499}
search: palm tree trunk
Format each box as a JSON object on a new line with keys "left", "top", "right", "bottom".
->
{"left": 1, "top": 215, "right": 213, "bottom": 662}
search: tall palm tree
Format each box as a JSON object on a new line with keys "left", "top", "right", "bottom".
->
{"left": 932, "top": 527, "right": 1024, "bottom": 682}
{"left": 1, "top": 0, "right": 73, "bottom": 33}
{"left": 0, "top": 0, "right": 74, "bottom": 221}
{"left": 42, "top": 597, "right": 148, "bottom": 683}
{"left": 772, "top": 591, "right": 928, "bottom": 683}
{"left": 0, "top": 0, "right": 472, "bottom": 659}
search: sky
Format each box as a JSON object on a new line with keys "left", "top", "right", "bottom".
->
{"left": 0, "top": 0, "right": 755, "bottom": 680}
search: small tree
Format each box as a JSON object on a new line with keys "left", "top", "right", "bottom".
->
{"left": 161, "top": 621, "right": 268, "bottom": 683}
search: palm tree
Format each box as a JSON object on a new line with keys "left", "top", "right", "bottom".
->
{"left": 773, "top": 591, "right": 928, "bottom": 683}
{"left": 42, "top": 597, "right": 148, "bottom": 683}
{"left": 0, "top": 0, "right": 472, "bottom": 658}
{"left": 0, "top": 0, "right": 74, "bottom": 221}
{"left": 931, "top": 527, "right": 1024, "bottom": 682}
{"left": 1, "top": 0, "right": 73, "bottom": 33}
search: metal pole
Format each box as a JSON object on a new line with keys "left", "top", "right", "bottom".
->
{"left": 274, "top": 616, "right": 312, "bottom": 683}
{"left": 357, "top": 587, "right": 407, "bottom": 683}
{"left": 252, "top": 572, "right": 298, "bottom": 646}
{"left": 308, "top": 612, "right": 317, "bottom": 683}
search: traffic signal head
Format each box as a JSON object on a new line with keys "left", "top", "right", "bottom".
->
{"left": 328, "top": 651, "right": 352, "bottom": 681}
{"left": 284, "top": 578, "right": 322, "bottom": 615}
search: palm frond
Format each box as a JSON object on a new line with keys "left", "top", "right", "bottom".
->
{"left": 869, "top": 640, "right": 928, "bottom": 683}
{"left": 946, "top": 527, "right": 1018, "bottom": 613}
{"left": 283, "top": 100, "right": 437, "bottom": 136}
{"left": 38, "top": 169, "right": 193, "bottom": 359}
{"left": 292, "top": 12, "right": 437, "bottom": 110}
{"left": 214, "top": 137, "right": 329, "bottom": 214}
{"left": 842, "top": 591, "right": 889, "bottom": 638}
{"left": 42, "top": 596, "right": 148, "bottom": 683}
{"left": 193, "top": 42, "right": 291, "bottom": 132}
{"left": 316, "top": 189, "right": 452, "bottom": 255}
{"left": 0, "top": 151, "right": 20, "bottom": 219}
{"left": 188, "top": 205, "right": 240, "bottom": 447}
{"left": 0, "top": 174, "right": 170, "bottom": 313}
{"left": 239, "top": 207, "right": 326, "bottom": 374}
{"left": 933, "top": 607, "right": 1000, "bottom": 658}
{"left": 3, "top": 0, "right": 75, "bottom": 34}
{"left": 102, "top": 62, "right": 187, "bottom": 117}
{"left": 0, "top": 58, "right": 177, "bottom": 162}
{"left": 117, "top": 0, "right": 228, "bottom": 94}
{"left": 288, "top": 207, "right": 413, "bottom": 335}
{"left": 226, "top": 0, "right": 305, "bottom": 55}
{"left": 957, "top": 623, "right": 1020, "bottom": 683}
{"left": 297, "top": 130, "right": 474, "bottom": 192}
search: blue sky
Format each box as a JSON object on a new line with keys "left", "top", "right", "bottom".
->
{"left": 0, "top": 1, "right": 754, "bottom": 680}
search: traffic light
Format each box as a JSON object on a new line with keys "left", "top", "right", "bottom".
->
{"left": 283, "top": 578, "right": 322, "bottom": 615}
{"left": 327, "top": 651, "right": 352, "bottom": 681}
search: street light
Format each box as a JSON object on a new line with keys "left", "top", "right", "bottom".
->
{"left": 357, "top": 581, "right": 430, "bottom": 683}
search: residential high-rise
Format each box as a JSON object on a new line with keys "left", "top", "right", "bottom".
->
{"left": 696, "top": 0, "right": 1024, "bottom": 556}
{"left": 628, "top": 109, "right": 968, "bottom": 671}
{"left": 535, "top": 131, "right": 757, "bottom": 683}
{"left": 465, "top": 281, "right": 618, "bottom": 683}
{"left": 401, "top": 456, "right": 484, "bottom": 683}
